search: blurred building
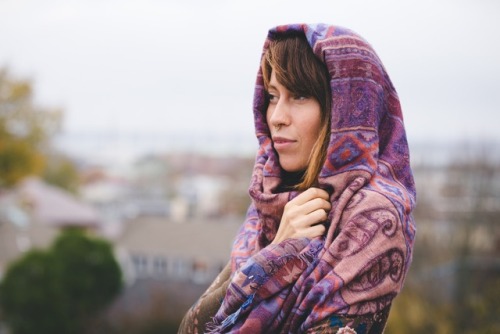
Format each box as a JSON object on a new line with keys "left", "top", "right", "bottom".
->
{"left": 0, "top": 177, "right": 100, "bottom": 280}
{"left": 115, "top": 216, "right": 240, "bottom": 286}
{"left": 71, "top": 153, "right": 251, "bottom": 326}
{"left": 401, "top": 146, "right": 500, "bottom": 331}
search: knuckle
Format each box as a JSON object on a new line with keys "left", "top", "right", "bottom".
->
{"left": 312, "top": 197, "right": 322, "bottom": 206}
{"left": 317, "top": 209, "right": 328, "bottom": 221}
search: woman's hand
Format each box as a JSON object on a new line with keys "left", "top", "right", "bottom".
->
{"left": 271, "top": 187, "right": 331, "bottom": 244}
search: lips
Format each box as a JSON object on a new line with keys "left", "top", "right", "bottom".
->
{"left": 272, "top": 136, "right": 296, "bottom": 150}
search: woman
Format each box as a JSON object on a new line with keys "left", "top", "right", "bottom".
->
{"left": 179, "top": 23, "right": 416, "bottom": 334}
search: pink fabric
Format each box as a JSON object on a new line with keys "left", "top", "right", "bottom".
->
{"left": 208, "top": 23, "right": 416, "bottom": 333}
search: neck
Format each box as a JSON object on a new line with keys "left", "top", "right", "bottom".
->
{"left": 278, "top": 169, "right": 305, "bottom": 191}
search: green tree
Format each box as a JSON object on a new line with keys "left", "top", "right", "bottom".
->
{"left": 52, "top": 229, "right": 123, "bottom": 330}
{"left": 0, "top": 229, "right": 123, "bottom": 334}
{"left": 0, "top": 250, "right": 70, "bottom": 333}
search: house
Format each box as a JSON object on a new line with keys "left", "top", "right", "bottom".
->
{"left": 104, "top": 215, "right": 243, "bottom": 326}
{"left": 0, "top": 177, "right": 101, "bottom": 280}
{"left": 114, "top": 216, "right": 242, "bottom": 286}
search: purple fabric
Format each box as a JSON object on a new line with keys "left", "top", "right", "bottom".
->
{"left": 208, "top": 23, "right": 416, "bottom": 333}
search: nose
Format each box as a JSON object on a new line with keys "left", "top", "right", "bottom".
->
{"left": 268, "top": 99, "right": 291, "bottom": 129}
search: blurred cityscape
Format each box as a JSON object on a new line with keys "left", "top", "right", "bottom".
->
{"left": 0, "top": 146, "right": 254, "bottom": 332}
{"left": 1, "top": 138, "right": 499, "bottom": 333}
{"left": 1, "top": 69, "right": 499, "bottom": 333}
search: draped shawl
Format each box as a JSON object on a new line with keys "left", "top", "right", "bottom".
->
{"left": 198, "top": 23, "right": 415, "bottom": 334}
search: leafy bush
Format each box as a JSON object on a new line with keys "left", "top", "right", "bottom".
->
{"left": 0, "top": 229, "right": 122, "bottom": 334}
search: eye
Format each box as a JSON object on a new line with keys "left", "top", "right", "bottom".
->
{"left": 293, "top": 94, "right": 309, "bottom": 101}
{"left": 267, "top": 92, "right": 279, "bottom": 104}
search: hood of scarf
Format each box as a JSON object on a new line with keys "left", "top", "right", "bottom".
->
{"left": 204, "top": 23, "right": 418, "bottom": 333}
{"left": 249, "top": 23, "right": 416, "bottom": 248}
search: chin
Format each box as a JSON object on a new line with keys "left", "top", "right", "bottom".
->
{"left": 280, "top": 161, "right": 305, "bottom": 173}
{"left": 278, "top": 153, "right": 309, "bottom": 172}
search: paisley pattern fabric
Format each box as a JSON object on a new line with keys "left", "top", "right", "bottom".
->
{"left": 179, "top": 23, "right": 416, "bottom": 334}
{"left": 305, "top": 306, "right": 391, "bottom": 333}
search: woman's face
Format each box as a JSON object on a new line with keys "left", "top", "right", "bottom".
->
{"left": 266, "top": 70, "right": 322, "bottom": 173}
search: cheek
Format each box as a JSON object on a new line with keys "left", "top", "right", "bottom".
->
{"left": 304, "top": 125, "right": 320, "bottom": 148}
{"left": 265, "top": 106, "right": 273, "bottom": 128}
{"left": 301, "top": 113, "right": 322, "bottom": 145}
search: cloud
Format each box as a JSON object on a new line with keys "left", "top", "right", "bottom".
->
{"left": 0, "top": 0, "right": 499, "bottom": 149}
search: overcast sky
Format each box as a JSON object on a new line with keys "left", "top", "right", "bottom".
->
{"left": 1, "top": 0, "right": 499, "bottom": 157}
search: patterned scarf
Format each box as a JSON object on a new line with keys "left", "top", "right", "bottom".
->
{"left": 206, "top": 23, "right": 416, "bottom": 333}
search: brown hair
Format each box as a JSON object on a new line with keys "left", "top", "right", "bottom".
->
{"left": 261, "top": 32, "right": 331, "bottom": 190}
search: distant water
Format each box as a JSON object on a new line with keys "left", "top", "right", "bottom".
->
{"left": 410, "top": 140, "right": 500, "bottom": 166}
{"left": 54, "top": 130, "right": 258, "bottom": 162}
{"left": 54, "top": 130, "right": 499, "bottom": 166}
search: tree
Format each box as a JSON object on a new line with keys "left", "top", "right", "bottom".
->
{"left": 0, "top": 250, "right": 69, "bottom": 334}
{"left": 42, "top": 152, "right": 81, "bottom": 194}
{"left": 51, "top": 229, "right": 123, "bottom": 329}
{"left": 0, "top": 68, "right": 61, "bottom": 187}
{"left": 0, "top": 67, "right": 82, "bottom": 192}
{"left": 0, "top": 229, "right": 123, "bottom": 334}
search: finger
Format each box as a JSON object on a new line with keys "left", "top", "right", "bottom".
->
{"left": 299, "top": 197, "right": 331, "bottom": 215}
{"left": 295, "top": 208, "right": 328, "bottom": 228}
{"left": 301, "top": 223, "right": 326, "bottom": 239}
{"left": 283, "top": 194, "right": 330, "bottom": 226}
{"left": 290, "top": 187, "right": 330, "bottom": 206}
{"left": 307, "top": 208, "right": 329, "bottom": 225}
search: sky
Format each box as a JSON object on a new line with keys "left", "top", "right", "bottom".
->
{"left": 0, "top": 0, "right": 499, "bottom": 158}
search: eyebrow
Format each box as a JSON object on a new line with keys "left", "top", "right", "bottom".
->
{"left": 267, "top": 84, "right": 278, "bottom": 91}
